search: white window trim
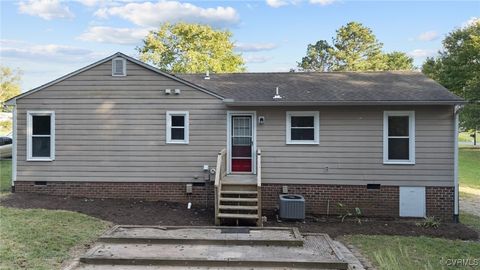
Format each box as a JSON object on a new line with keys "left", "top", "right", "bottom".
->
{"left": 286, "top": 111, "right": 320, "bottom": 145}
{"left": 27, "top": 111, "right": 55, "bottom": 161}
{"left": 383, "top": 111, "right": 415, "bottom": 165}
{"left": 166, "top": 111, "right": 189, "bottom": 144}
{"left": 112, "top": 57, "right": 126, "bottom": 76}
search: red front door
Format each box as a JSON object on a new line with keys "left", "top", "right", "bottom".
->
{"left": 231, "top": 115, "right": 253, "bottom": 172}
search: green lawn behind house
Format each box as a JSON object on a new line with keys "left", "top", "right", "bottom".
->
{"left": 459, "top": 148, "right": 480, "bottom": 189}
{"left": 345, "top": 234, "right": 480, "bottom": 270}
{"left": 459, "top": 131, "right": 480, "bottom": 143}
{"left": 461, "top": 212, "right": 480, "bottom": 232}
{"left": 0, "top": 159, "right": 12, "bottom": 193}
{"left": 0, "top": 159, "right": 110, "bottom": 269}
{"left": 0, "top": 206, "right": 109, "bottom": 269}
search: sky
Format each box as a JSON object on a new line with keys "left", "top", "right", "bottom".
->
{"left": 1, "top": 0, "right": 479, "bottom": 92}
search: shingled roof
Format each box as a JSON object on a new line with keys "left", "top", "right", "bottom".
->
{"left": 177, "top": 72, "right": 464, "bottom": 106}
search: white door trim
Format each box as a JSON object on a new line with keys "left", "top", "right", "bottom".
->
{"left": 227, "top": 111, "right": 257, "bottom": 174}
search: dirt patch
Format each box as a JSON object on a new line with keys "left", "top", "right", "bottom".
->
{"left": 264, "top": 215, "right": 479, "bottom": 241}
{"left": 1, "top": 193, "right": 478, "bottom": 241}
{"left": 0, "top": 193, "right": 213, "bottom": 226}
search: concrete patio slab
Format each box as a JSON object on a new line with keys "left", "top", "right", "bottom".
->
{"left": 73, "top": 226, "right": 361, "bottom": 270}
{"left": 99, "top": 225, "right": 303, "bottom": 246}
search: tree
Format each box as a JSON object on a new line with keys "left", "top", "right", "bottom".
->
{"left": 298, "top": 22, "right": 414, "bottom": 71}
{"left": 137, "top": 23, "right": 245, "bottom": 73}
{"left": 298, "top": 40, "right": 333, "bottom": 71}
{"left": 1, "top": 66, "right": 22, "bottom": 109}
{"left": 422, "top": 20, "right": 480, "bottom": 132}
{"left": 331, "top": 22, "right": 385, "bottom": 71}
{"left": 385, "top": 51, "right": 415, "bottom": 71}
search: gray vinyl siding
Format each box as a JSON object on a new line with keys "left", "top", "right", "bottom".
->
{"left": 253, "top": 105, "right": 454, "bottom": 187}
{"left": 15, "top": 58, "right": 454, "bottom": 187}
{"left": 15, "top": 60, "right": 227, "bottom": 182}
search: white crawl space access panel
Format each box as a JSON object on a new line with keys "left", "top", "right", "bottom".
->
{"left": 399, "top": 187, "right": 426, "bottom": 217}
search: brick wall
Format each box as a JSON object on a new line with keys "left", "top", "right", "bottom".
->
{"left": 262, "top": 184, "right": 399, "bottom": 217}
{"left": 14, "top": 181, "right": 454, "bottom": 220}
{"left": 426, "top": 186, "right": 454, "bottom": 221}
{"left": 14, "top": 181, "right": 215, "bottom": 206}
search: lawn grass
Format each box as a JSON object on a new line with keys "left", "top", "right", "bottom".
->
{"left": 345, "top": 235, "right": 480, "bottom": 270}
{"left": 460, "top": 212, "right": 480, "bottom": 232}
{"left": 0, "top": 159, "right": 12, "bottom": 193}
{"left": 0, "top": 206, "right": 110, "bottom": 269}
{"left": 459, "top": 131, "right": 479, "bottom": 143}
{"left": 459, "top": 148, "right": 480, "bottom": 189}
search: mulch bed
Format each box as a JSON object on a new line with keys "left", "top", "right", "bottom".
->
{"left": 1, "top": 193, "right": 478, "bottom": 241}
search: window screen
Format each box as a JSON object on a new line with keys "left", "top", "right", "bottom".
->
{"left": 290, "top": 116, "right": 315, "bottom": 141}
{"left": 286, "top": 112, "right": 319, "bottom": 144}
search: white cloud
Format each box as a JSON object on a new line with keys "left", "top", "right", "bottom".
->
{"left": 266, "top": 0, "right": 335, "bottom": 8}
{"left": 408, "top": 49, "right": 436, "bottom": 58}
{"left": 309, "top": 0, "right": 337, "bottom": 6}
{"left": 77, "top": 0, "right": 104, "bottom": 6}
{"left": 417, "top": 31, "right": 439, "bottom": 42}
{"left": 462, "top": 17, "right": 480, "bottom": 28}
{"left": 235, "top": 42, "right": 277, "bottom": 52}
{"left": 19, "top": 0, "right": 74, "bottom": 20}
{"left": 94, "top": 1, "right": 239, "bottom": 27}
{"left": 78, "top": 26, "right": 150, "bottom": 45}
{"left": 0, "top": 40, "right": 103, "bottom": 63}
{"left": 266, "top": 0, "right": 289, "bottom": 8}
{"left": 244, "top": 55, "right": 273, "bottom": 64}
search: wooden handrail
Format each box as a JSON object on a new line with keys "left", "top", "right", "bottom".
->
{"left": 214, "top": 148, "right": 226, "bottom": 225}
{"left": 214, "top": 148, "right": 226, "bottom": 188}
{"left": 256, "top": 148, "right": 262, "bottom": 227}
{"left": 256, "top": 148, "right": 262, "bottom": 187}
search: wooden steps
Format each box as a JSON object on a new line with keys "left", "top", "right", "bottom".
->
{"left": 216, "top": 174, "right": 261, "bottom": 226}
{"left": 214, "top": 149, "right": 263, "bottom": 226}
{"left": 220, "top": 197, "right": 258, "bottom": 203}
{"left": 217, "top": 213, "right": 259, "bottom": 219}
{"left": 221, "top": 190, "right": 258, "bottom": 195}
{"left": 219, "top": 205, "right": 258, "bottom": 211}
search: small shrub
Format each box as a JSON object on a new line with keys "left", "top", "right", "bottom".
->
{"left": 337, "top": 203, "right": 362, "bottom": 224}
{"left": 416, "top": 216, "right": 440, "bottom": 229}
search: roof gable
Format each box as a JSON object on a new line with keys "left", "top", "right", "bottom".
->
{"left": 5, "top": 52, "right": 223, "bottom": 105}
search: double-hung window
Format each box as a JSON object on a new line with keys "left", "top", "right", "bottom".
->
{"left": 286, "top": 111, "right": 319, "bottom": 144}
{"left": 27, "top": 111, "right": 55, "bottom": 161}
{"left": 383, "top": 111, "right": 415, "bottom": 164}
{"left": 166, "top": 111, "right": 189, "bottom": 144}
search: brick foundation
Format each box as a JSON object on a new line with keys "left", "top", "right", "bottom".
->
{"left": 14, "top": 181, "right": 454, "bottom": 221}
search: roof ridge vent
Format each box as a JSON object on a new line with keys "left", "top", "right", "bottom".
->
{"left": 205, "top": 70, "right": 210, "bottom": 80}
{"left": 273, "top": 86, "right": 282, "bottom": 100}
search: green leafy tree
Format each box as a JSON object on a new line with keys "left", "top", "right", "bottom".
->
{"left": 298, "top": 22, "right": 414, "bottom": 71}
{"left": 385, "top": 51, "right": 415, "bottom": 71}
{"left": 331, "top": 22, "right": 385, "bottom": 71}
{"left": 298, "top": 40, "right": 333, "bottom": 71}
{"left": 1, "top": 66, "right": 22, "bottom": 109}
{"left": 137, "top": 23, "right": 245, "bottom": 73}
{"left": 422, "top": 20, "right": 480, "bottom": 131}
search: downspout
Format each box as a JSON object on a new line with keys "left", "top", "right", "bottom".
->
{"left": 11, "top": 103, "right": 17, "bottom": 192}
{"left": 453, "top": 105, "right": 463, "bottom": 223}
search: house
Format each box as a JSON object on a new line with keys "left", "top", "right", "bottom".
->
{"left": 5, "top": 52, "right": 464, "bottom": 225}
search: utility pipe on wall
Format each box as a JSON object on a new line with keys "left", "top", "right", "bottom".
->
{"left": 453, "top": 105, "right": 463, "bottom": 223}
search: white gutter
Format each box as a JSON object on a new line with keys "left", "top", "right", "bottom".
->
{"left": 453, "top": 105, "right": 462, "bottom": 222}
{"left": 11, "top": 103, "right": 17, "bottom": 190}
{"left": 223, "top": 99, "right": 467, "bottom": 106}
